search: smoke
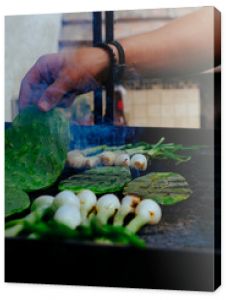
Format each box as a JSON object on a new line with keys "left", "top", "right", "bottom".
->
{"left": 69, "top": 124, "right": 136, "bottom": 150}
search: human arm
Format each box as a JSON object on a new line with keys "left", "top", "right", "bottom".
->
{"left": 118, "top": 6, "right": 221, "bottom": 77}
{"left": 19, "top": 7, "right": 220, "bottom": 111}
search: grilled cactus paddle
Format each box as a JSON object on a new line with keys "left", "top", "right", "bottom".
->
{"left": 5, "top": 187, "right": 30, "bottom": 218}
{"left": 59, "top": 166, "right": 132, "bottom": 194}
{"left": 5, "top": 106, "right": 70, "bottom": 217}
{"left": 124, "top": 172, "right": 192, "bottom": 205}
{"left": 5, "top": 106, "right": 70, "bottom": 191}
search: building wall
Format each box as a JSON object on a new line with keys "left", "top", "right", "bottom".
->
{"left": 5, "top": 14, "right": 61, "bottom": 121}
{"left": 123, "top": 88, "right": 200, "bottom": 128}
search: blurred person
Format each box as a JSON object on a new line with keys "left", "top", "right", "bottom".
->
{"left": 114, "top": 85, "right": 127, "bottom": 126}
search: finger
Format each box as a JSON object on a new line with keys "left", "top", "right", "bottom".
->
{"left": 38, "top": 79, "right": 70, "bottom": 111}
{"left": 57, "top": 92, "right": 77, "bottom": 108}
{"left": 18, "top": 64, "right": 42, "bottom": 110}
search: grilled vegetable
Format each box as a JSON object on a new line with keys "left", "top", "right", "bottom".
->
{"left": 5, "top": 224, "right": 25, "bottom": 238}
{"left": 78, "top": 137, "right": 202, "bottom": 164}
{"left": 126, "top": 199, "right": 162, "bottom": 233}
{"left": 113, "top": 195, "right": 141, "bottom": 226}
{"left": 5, "top": 187, "right": 30, "bottom": 218}
{"left": 85, "top": 156, "right": 100, "bottom": 168}
{"left": 59, "top": 166, "right": 132, "bottom": 194}
{"left": 78, "top": 189, "right": 97, "bottom": 224}
{"left": 5, "top": 106, "right": 70, "bottom": 217}
{"left": 54, "top": 204, "right": 81, "bottom": 229}
{"left": 114, "top": 153, "right": 130, "bottom": 167}
{"left": 5, "top": 106, "right": 70, "bottom": 192}
{"left": 96, "top": 194, "right": 120, "bottom": 224}
{"left": 18, "top": 218, "right": 146, "bottom": 248}
{"left": 51, "top": 191, "right": 80, "bottom": 212}
{"left": 130, "top": 154, "right": 148, "bottom": 171}
{"left": 100, "top": 151, "right": 116, "bottom": 166}
{"left": 124, "top": 172, "right": 192, "bottom": 205}
{"left": 5, "top": 207, "right": 49, "bottom": 237}
{"left": 31, "top": 195, "right": 54, "bottom": 212}
{"left": 67, "top": 150, "right": 86, "bottom": 168}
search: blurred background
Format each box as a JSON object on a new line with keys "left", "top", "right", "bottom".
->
{"left": 5, "top": 8, "right": 215, "bottom": 128}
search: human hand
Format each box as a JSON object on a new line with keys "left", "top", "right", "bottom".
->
{"left": 19, "top": 47, "right": 109, "bottom": 111}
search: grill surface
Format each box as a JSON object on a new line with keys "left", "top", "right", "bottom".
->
{"left": 5, "top": 126, "right": 220, "bottom": 290}
{"left": 25, "top": 126, "right": 216, "bottom": 251}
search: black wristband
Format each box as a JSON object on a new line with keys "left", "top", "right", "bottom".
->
{"left": 108, "top": 40, "right": 125, "bottom": 81}
{"left": 95, "top": 41, "right": 125, "bottom": 84}
{"left": 94, "top": 43, "right": 116, "bottom": 84}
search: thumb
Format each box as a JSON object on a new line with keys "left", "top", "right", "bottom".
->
{"left": 38, "top": 79, "right": 70, "bottom": 111}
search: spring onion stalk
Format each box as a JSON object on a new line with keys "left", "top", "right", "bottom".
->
{"left": 81, "top": 145, "right": 106, "bottom": 156}
{"left": 113, "top": 195, "right": 141, "bottom": 226}
{"left": 67, "top": 150, "right": 86, "bottom": 168}
{"left": 114, "top": 153, "right": 130, "bottom": 167}
{"left": 5, "top": 194, "right": 55, "bottom": 237}
{"left": 77, "top": 189, "right": 97, "bottom": 225}
{"left": 126, "top": 199, "right": 162, "bottom": 233}
{"left": 130, "top": 154, "right": 148, "bottom": 171}
{"left": 53, "top": 204, "right": 81, "bottom": 229}
{"left": 27, "top": 233, "right": 40, "bottom": 240}
{"left": 31, "top": 195, "right": 54, "bottom": 212}
{"left": 96, "top": 194, "right": 120, "bottom": 225}
{"left": 5, "top": 207, "right": 49, "bottom": 238}
{"left": 51, "top": 190, "right": 80, "bottom": 212}
{"left": 100, "top": 151, "right": 116, "bottom": 166}
{"left": 5, "top": 223, "right": 24, "bottom": 238}
{"left": 85, "top": 156, "right": 100, "bottom": 168}
{"left": 78, "top": 137, "right": 201, "bottom": 165}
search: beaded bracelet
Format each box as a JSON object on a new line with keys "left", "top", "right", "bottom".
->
{"left": 95, "top": 40, "right": 125, "bottom": 83}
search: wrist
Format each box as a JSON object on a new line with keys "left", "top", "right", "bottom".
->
{"left": 90, "top": 47, "right": 111, "bottom": 83}
{"left": 95, "top": 41, "right": 125, "bottom": 84}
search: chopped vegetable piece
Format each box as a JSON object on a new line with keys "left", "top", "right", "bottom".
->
{"left": 124, "top": 172, "right": 192, "bottom": 205}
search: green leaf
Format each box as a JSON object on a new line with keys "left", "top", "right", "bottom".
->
{"left": 59, "top": 166, "right": 132, "bottom": 194}
{"left": 124, "top": 172, "right": 192, "bottom": 205}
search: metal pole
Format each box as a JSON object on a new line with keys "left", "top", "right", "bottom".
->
{"left": 92, "top": 12, "right": 103, "bottom": 124}
{"left": 104, "top": 11, "right": 114, "bottom": 124}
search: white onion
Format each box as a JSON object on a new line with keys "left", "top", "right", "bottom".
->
{"left": 52, "top": 190, "right": 80, "bottom": 212}
{"left": 31, "top": 195, "right": 54, "bottom": 212}
{"left": 54, "top": 204, "right": 81, "bottom": 229}
{"left": 130, "top": 154, "right": 148, "bottom": 171}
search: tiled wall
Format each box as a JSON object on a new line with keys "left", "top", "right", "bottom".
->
{"left": 79, "top": 87, "right": 201, "bottom": 128}
{"left": 123, "top": 88, "right": 200, "bottom": 128}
